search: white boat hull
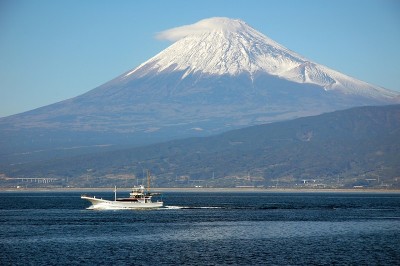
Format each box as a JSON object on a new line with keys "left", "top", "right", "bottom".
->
{"left": 81, "top": 195, "right": 163, "bottom": 210}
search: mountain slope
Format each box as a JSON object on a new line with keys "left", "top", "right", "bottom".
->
{"left": 2, "top": 105, "right": 399, "bottom": 188}
{"left": 0, "top": 17, "right": 399, "bottom": 165}
{"left": 131, "top": 17, "right": 397, "bottom": 99}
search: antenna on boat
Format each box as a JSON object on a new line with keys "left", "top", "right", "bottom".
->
{"left": 147, "top": 170, "right": 151, "bottom": 191}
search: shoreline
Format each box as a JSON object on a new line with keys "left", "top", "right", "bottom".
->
{"left": 1, "top": 187, "right": 399, "bottom": 193}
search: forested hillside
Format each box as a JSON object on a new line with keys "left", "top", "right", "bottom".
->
{"left": 2, "top": 105, "right": 399, "bottom": 189}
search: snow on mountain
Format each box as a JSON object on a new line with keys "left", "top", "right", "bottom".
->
{"left": 1, "top": 17, "right": 399, "bottom": 165}
{"left": 126, "top": 17, "right": 305, "bottom": 78}
{"left": 125, "top": 17, "right": 398, "bottom": 101}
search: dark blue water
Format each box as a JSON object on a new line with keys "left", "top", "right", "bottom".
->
{"left": 1, "top": 191, "right": 399, "bottom": 265}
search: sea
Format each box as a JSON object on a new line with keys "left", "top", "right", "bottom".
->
{"left": 1, "top": 191, "right": 399, "bottom": 265}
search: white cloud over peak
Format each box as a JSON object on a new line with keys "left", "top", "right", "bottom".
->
{"left": 155, "top": 17, "right": 246, "bottom": 42}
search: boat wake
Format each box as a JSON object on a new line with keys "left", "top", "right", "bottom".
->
{"left": 85, "top": 205, "right": 222, "bottom": 211}
{"left": 164, "top": 206, "right": 222, "bottom": 210}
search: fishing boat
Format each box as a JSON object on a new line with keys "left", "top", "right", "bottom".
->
{"left": 81, "top": 171, "right": 163, "bottom": 210}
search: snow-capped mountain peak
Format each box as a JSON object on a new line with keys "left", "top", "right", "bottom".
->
{"left": 123, "top": 17, "right": 398, "bottom": 100}
{"left": 126, "top": 17, "right": 305, "bottom": 78}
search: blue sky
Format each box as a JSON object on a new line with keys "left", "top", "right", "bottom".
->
{"left": 1, "top": 0, "right": 399, "bottom": 117}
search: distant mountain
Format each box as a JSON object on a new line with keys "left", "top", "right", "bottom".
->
{"left": 1, "top": 17, "right": 399, "bottom": 165}
{"left": 3, "top": 105, "right": 399, "bottom": 189}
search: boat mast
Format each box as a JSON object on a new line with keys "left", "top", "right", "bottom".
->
{"left": 147, "top": 170, "right": 151, "bottom": 191}
{"left": 114, "top": 185, "right": 117, "bottom": 201}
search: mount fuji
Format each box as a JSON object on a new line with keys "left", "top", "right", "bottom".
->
{"left": 1, "top": 17, "right": 399, "bottom": 163}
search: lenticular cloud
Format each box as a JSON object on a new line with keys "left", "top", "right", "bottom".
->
{"left": 156, "top": 23, "right": 207, "bottom": 41}
{"left": 156, "top": 17, "right": 246, "bottom": 41}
